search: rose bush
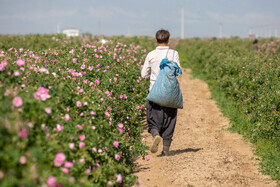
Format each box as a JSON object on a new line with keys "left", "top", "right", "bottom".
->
{"left": 0, "top": 35, "right": 156, "bottom": 186}
{"left": 177, "top": 38, "right": 280, "bottom": 182}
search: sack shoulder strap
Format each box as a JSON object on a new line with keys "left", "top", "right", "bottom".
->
{"left": 165, "top": 48, "right": 175, "bottom": 61}
{"left": 165, "top": 49, "right": 169, "bottom": 59}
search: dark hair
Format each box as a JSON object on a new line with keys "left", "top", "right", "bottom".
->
{"left": 156, "top": 30, "right": 170, "bottom": 43}
{"left": 253, "top": 39, "right": 258, "bottom": 44}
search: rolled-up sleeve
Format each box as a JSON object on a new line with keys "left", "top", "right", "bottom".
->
{"left": 141, "top": 53, "right": 151, "bottom": 79}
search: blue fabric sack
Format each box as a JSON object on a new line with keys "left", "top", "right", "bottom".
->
{"left": 146, "top": 54, "right": 183, "bottom": 109}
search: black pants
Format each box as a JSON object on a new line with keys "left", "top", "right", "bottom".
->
{"left": 146, "top": 100, "right": 177, "bottom": 146}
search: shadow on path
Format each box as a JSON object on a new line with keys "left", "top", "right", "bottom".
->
{"left": 133, "top": 166, "right": 150, "bottom": 174}
{"left": 167, "top": 148, "right": 203, "bottom": 157}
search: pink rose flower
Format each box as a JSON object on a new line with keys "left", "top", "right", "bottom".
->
{"left": 137, "top": 180, "right": 142, "bottom": 186}
{"left": 0, "top": 63, "right": 5, "bottom": 71}
{"left": 65, "top": 114, "right": 71, "bottom": 121}
{"left": 61, "top": 167, "right": 69, "bottom": 174}
{"left": 69, "top": 49, "right": 75, "bottom": 54}
{"left": 19, "top": 156, "right": 27, "bottom": 164}
{"left": 79, "top": 142, "right": 85, "bottom": 149}
{"left": 146, "top": 156, "right": 150, "bottom": 161}
{"left": 104, "top": 147, "right": 108, "bottom": 152}
{"left": 107, "top": 181, "right": 113, "bottom": 186}
{"left": 76, "top": 101, "right": 82, "bottom": 107}
{"left": 69, "top": 176, "right": 75, "bottom": 183}
{"left": 18, "top": 128, "right": 28, "bottom": 139}
{"left": 118, "top": 128, "right": 124, "bottom": 134}
{"left": 95, "top": 79, "right": 100, "bottom": 85}
{"left": 54, "top": 153, "right": 66, "bottom": 167}
{"left": 16, "top": 59, "right": 25, "bottom": 66}
{"left": 92, "top": 147, "right": 97, "bottom": 152}
{"left": 117, "top": 123, "right": 123, "bottom": 128}
{"left": 1, "top": 60, "right": 7, "bottom": 66}
{"left": 116, "top": 174, "right": 122, "bottom": 183}
{"left": 95, "top": 163, "right": 100, "bottom": 168}
{"left": 79, "top": 158, "right": 85, "bottom": 164}
{"left": 88, "top": 66, "right": 93, "bottom": 71}
{"left": 13, "top": 97, "right": 23, "bottom": 107}
{"left": 76, "top": 124, "right": 83, "bottom": 130}
{"left": 113, "top": 141, "right": 119, "bottom": 148}
{"left": 47, "top": 176, "right": 56, "bottom": 187}
{"left": 44, "top": 107, "right": 51, "bottom": 115}
{"left": 64, "top": 161, "right": 73, "bottom": 168}
{"left": 114, "top": 154, "right": 120, "bottom": 161}
{"left": 69, "top": 143, "right": 75, "bottom": 150}
{"left": 85, "top": 168, "right": 91, "bottom": 174}
{"left": 13, "top": 70, "right": 20, "bottom": 76}
{"left": 104, "top": 112, "right": 110, "bottom": 118}
{"left": 55, "top": 124, "right": 64, "bottom": 132}
{"left": 79, "top": 134, "right": 85, "bottom": 141}
{"left": 105, "top": 91, "right": 110, "bottom": 97}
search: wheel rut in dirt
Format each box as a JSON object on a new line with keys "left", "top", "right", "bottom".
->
{"left": 134, "top": 68, "right": 276, "bottom": 187}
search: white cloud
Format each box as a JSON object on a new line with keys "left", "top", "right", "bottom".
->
{"left": 206, "top": 11, "right": 279, "bottom": 25}
{"left": 88, "top": 6, "right": 148, "bottom": 20}
{"left": 243, "top": 12, "right": 279, "bottom": 25}
{"left": 185, "top": 11, "right": 201, "bottom": 19}
{"left": 0, "top": 8, "right": 77, "bottom": 21}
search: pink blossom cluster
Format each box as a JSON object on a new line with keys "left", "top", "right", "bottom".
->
{"left": 119, "top": 94, "right": 127, "bottom": 100}
{"left": 79, "top": 134, "right": 86, "bottom": 149}
{"left": 1, "top": 39, "right": 151, "bottom": 186}
{"left": 0, "top": 60, "right": 8, "bottom": 71}
{"left": 118, "top": 123, "right": 124, "bottom": 134}
{"left": 53, "top": 153, "right": 74, "bottom": 174}
{"left": 16, "top": 59, "right": 25, "bottom": 66}
{"left": 54, "top": 153, "right": 66, "bottom": 167}
{"left": 34, "top": 86, "right": 51, "bottom": 101}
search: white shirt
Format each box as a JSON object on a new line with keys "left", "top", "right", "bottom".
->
{"left": 141, "top": 46, "right": 181, "bottom": 91}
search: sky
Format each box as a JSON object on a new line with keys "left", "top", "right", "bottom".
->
{"left": 0, "top": 0, "right": 279, "bottom": 38}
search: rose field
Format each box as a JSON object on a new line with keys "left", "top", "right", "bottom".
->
{"left": 1, "top": 34, "right": 280, "bottom": 186}
{"left": 0, "top": 35, "right": 156, "bottom": 186}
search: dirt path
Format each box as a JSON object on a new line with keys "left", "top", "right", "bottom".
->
{"left": 133, "top": 68, "right": 277, "bottom": 187}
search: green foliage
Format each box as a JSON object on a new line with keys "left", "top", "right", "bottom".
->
{"left": 0, "top": 35, "right": 156, "bottom": 186}
{"left": 177, "top": 38, "right": 280, "bottom": 183}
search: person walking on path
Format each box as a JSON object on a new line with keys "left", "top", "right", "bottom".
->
{"left": 141, "top": 29, "right": 182, "bottom": 156}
